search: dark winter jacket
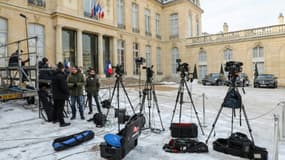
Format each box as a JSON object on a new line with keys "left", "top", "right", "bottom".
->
{"left": 67, "top": 72, "right": 85, "bottom": 96}
{"left": 85, "top": 75, "right": 100, "bottom": 96}
{"left": 51, "top": 70, "right": 69, "bottom": 100}
{"left": 39, "top": 61, "right": 53, "bottom": 80}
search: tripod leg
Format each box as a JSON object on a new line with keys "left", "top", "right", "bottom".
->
{"left": 231, "top": 108, "right": 234, "bottom": 134}
{"left": 170, "top": 84, "right": 182, "bottom": 125}
{"left": 185, "top": 81, "right": 205, "bottom": 135}
{"left": 206, "top": 105, "right": 224, "bottom": 144}
{"left": 241, "top": 104, "right": 255, "bottom": 146}
{"left": 119, "top": 79, "right": 135, "bottom": 113}
{"left": 140, "top": 90, "right": 147, "bottom": 114}
{"left": 152, "top": 88, "right": 165, "bottom": 131}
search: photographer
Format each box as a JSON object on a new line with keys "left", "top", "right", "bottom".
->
{"left": 67, "top": 66, "right": 85, "bottom": 120}
{"left": 85, "top": 68, "right": 102, "bottom": 114}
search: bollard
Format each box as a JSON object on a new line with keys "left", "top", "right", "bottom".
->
{"left": 202, "top": 93, "right": 207, "bottom": 127}
{"left": 282, "top": 104, "right": 285, "bottom": 139}
{"left": 272, "top": 114, "right": 279, "bottom": 160}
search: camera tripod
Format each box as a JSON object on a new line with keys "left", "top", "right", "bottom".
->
{"left": 205, "top": 75, "right": 255, "bottom": 146}
{"left": 170, "top": 73, "right": 205, "bottom": 135}
{"left": 139, "top": 76, "right": 165, "bottom": 133}
{"left": 107, "top": 72, "right": 135, "bottom": 131}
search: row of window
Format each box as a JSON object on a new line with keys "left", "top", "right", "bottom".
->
{"left": 0, "top": 18, "right": 45, "bottom": 67}
{"left": 198, "top": 46, "right": 264, "bottom": 63}
{"left": 198, "top": 46, "right": 265, "bottom": 79}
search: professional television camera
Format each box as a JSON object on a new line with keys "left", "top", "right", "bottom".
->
{"left": 225, "top": 61, "right": 243, "bottom": 81}
{"left": 135, "top": 57, "right": 145, "bottom": 65}
{"left": 113, "top": 64, "right": 124, "bottom": 76}
{"left": 176, "top": 59, "right": 192, "bottom": 81}
{"left": 142, "top": 65, "right": 154, "bottom": 82}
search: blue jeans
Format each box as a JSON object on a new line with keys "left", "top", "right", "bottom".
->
{"left": 70, "top": 95, "right": 84, "bottom": 118}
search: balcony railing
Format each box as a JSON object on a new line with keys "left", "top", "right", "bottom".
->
{"left": 187, "top": 24, "right": 285, "bottom": 46}
{"left": 28, "top": 0, "right": 46, "bottom": 8}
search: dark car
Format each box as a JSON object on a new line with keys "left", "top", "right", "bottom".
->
{"left": 254, "top": 74, "right": 278, "bottom": 88}
{"left": 202, "top": 73, "right": 226, "bottom": 86}
{"left": 236, "top": 73, "right": 250, "bottom": 87}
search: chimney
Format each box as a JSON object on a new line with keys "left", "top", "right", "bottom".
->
{"left": 223, "top": 22, "right": 229, "bottom": 33}
{"left": 279, "top": 13, "right": 284, "bottom": 24}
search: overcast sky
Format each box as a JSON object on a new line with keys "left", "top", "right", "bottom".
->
{"left": 200, "top": 0, "right": 285, "bottom": 34}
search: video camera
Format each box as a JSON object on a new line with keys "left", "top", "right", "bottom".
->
{"left": 176, "top": 59, "right": 192, "bottom": 81}
{"left": 142, "top": 65, "right": 154, "bottom": 81}
{"left": 135, "top": 57, "right": 145, "bottom": 65}
{"left": 113, "top": 64, "right": 124, "bottom": 76}
{"left": 225, "top": 61, "right": 243, "bottom": 76}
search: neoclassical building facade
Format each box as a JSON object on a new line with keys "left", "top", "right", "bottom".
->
{"left": 186, "top": 15, "right": 285, "bottom": 85}
{"left": 0, "top": 0, "right": 202, "bottom": 80}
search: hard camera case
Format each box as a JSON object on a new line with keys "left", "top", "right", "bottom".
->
{"left": 170, "top": 123, "right": 198, "bottom": 138}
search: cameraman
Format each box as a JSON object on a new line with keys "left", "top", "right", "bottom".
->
{"left": 85, "top": 68, "right": 102, "bottom": 114}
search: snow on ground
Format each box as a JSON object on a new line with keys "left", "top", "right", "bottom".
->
{"left": 0, "top": 82, "right": 285, "bottom": 160}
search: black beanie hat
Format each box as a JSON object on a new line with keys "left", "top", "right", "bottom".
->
{"left": 57, "top": 62, "right": 64, "bottom": 69}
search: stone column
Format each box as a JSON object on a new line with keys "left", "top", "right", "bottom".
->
{"left": 55, "top": 24, "right": 62, "bottom": 64}
{"left": 112, "top": 37, "right": 118, "bottom": 65}
{"left": 98, "top": 33, "right": 104, "bottom": 76}
{"left": 77, "top": 29, "right": 83, "bottom": 67}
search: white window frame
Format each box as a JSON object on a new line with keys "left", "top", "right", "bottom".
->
{"left": 187, "top": 14, "right": 192, "bottom": 37}
{"left": 145, "top": 9, "right": 151, "bottom": 34}
{"left": 172, "top": 47, "right": 179, "bottom": 74}
{"left": 133, "top": 43, "right": 139, "bottom": 75}
{"left": 146, "top": 45, "right": 151, "bottom": 67}
{"left": 155, "top": 13, "right": 161, "bottom": 36}
{"left": 117, "top": 0, "right": 125, "bottom": 27}
{"left": 156, "top": 47, "right": 162, "bottom": 74}
{"left": 132, "top": 3, "right": 139, "bottom": 32}
{"left": 28, "top": 23, "right": 45, "bottom": 65}
{"left": 0, "top": 18, "right": 8, "bottom": 67}
{"left": 170, "top": 13, "right": 179, "bottom": 37}
{"left": 117, "top": 39, "right": 125, "bottom": 69}
{"left": 224, "top": 48, "right": 233, "bottom": 61}
{"left": 199, "top": 51, "right": 207, "bottom": 63}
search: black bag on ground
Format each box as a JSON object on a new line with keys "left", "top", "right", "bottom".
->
{"left": 213, "top": 132, "right": 267, "bottom": 160}
{"left": 163, "top": 138, "right": 208, "bottom": 153}
{"left": 52, "top": 130, "right": 94, "bottom": 151}
{"left": 91, "top": 113, "right": 107, "bottom": 127}
{"left": 170, "top": 123, "right": 198, "bottom": 138}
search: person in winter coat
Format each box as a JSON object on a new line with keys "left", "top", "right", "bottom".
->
{"left": 67, "top": 66, "right": 85, "bottom": 120}
{"left": 38, "top": 57, "right": 52, "bottom": 80}
{"left": 51, "top": 62, "right": 70, "bottom": 127}
{"left": 85, "top": 68, "right": 102, "bottom": 114}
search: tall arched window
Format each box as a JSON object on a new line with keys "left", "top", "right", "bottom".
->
{"left": 253, "top": 45, "right": 265, "bottom": 74}
{"left": 224, "top": 48, "right": 233, "bottom": 61}
{"left": 0, "top": 18, "right": 7, "bottom": 67}
{"left": 198, "top": 50, "right": 207, "bottom": 79}
{"left": 172, "top": 47, "right": 179, "bottom": 74}
{"left": 28, "top": 24, "right": 45, "bottom": 65}
{"left": 146, "top": 45, "right": 151, "bottom": 67}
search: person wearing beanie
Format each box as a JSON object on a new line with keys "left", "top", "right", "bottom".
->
{"left": 67, "top": 66, "right": 85, "bottom": 120}
{"left": 51, "top": 62, "right": 70, "bottom": 127}
{"left": 85, "top": 68, "right": 102, "bottom": 114}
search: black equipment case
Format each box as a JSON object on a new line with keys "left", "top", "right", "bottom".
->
{"left": 170, "top": 123, "right": 198, "bottom": 138}
{"left": 213, "top": 132, "right": 268, "bottom": 160}
{"left": 100, "top": 114, "right": 145, "bottom": 160}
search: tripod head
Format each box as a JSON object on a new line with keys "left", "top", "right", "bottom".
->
{"left": 176, "top": 59, "right": 193, "bottom": 81}
{"left": 142, "top": 65, "right": 154, "bottom": 82}
{"left": 225, "top": 61, "right": 243, "bottom": 87}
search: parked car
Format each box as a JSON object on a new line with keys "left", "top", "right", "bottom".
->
{"left": 254, "top": 74, "right": 278, "bottom": 88}
{"left": 236, "top": 73, "right": 250, "bottom": 87}
{"left": 202, "top": 73, "right": 226, "bottom": 86}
